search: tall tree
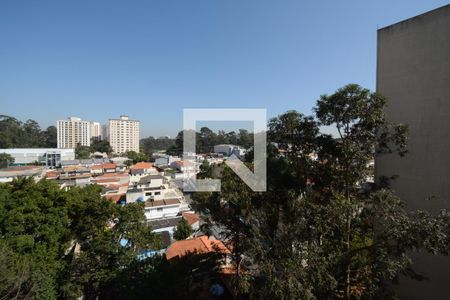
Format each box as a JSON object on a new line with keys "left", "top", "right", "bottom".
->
{"left": 193, "top": 84, "right": 450, "bottom": 299}
{"left": 75, "top": 145, "right": 91, "bottom": 159}
{"left": 173, "top": 219, "right": 193, "bottom": 241}
{"left": 43, "top": 126, "right": 57, "bottom": 148}
{"left": 90, "top": 139, "right": 113, "bottom": 155}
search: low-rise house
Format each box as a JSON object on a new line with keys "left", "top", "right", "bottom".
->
{"left": 182, "top": 212, "right": 200, "bottom": 231}
{"left": 144, "top": 198, "right": 181, "bottom": 220}
{"left": 92, "top": 172, "right": 129, "bottom": 187}
{"left": 61, "top": 158, "right": 111, "bottom": 168}
{"left": 165, "top": 236, "right": 230, "bottom": 260}
{"left": 0, "top": 166, "right": 46, "bottom": 183}
{"left": 90, "top": 163, "right": 117, "bottom": 175}
{"left": 58, "top": 166, "right": 91, "bottom": 187}
{"left": 147, "top": 212, "right": 200, "bottom": 238}
{"left": 213, "top": 144, "right": 246, "bottom": 157}
{"left": 148, "top": 216, "right": 183, "bottom": 235}
{"left": 129, "top": 162, "right": 159, "bottom": 182}
{"left": 170, "top": 160, "right": 199, "bottom": 179}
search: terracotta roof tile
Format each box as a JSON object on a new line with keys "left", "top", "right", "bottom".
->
{"left": 182, "top": 212, "right": 200, "bottom": 225}
{"left": 132, "top": 162, "right": 153, "bottom": 170}
{"left": 165, "top": 236, "right": 230, "bottom": 260}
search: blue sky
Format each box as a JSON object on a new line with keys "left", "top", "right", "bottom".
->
{"left": 0, "top": 0, "right": 448, "bottom": 137}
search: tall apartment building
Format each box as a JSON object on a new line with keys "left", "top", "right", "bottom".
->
{"left": 376, "top": 5, "right": 450, "bottom": 299}
{"left": 57, "top": 117, "right": 92, "bottom": 149}
{"left": 90, "top": 122, "right": 102, "bottom": 141}
{"left": 108, "top": 115, "right": 140, "bottom": 154}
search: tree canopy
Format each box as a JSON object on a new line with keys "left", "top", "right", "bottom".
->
{"left": 166, "top": 128, "right": 254, "bottom": 156}
{"left": 0, "top": 115, "right": 57, "bottom": 148}
{"left": 0, "top": 178, "right": 160, "bottom": 299}
{"left": 192, "top": 84, "right": 450, "bottom": 299}
{"left": 173, "top": 218, "right": 193, "bottom": 241}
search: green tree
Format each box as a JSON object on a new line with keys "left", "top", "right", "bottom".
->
{"left": 0, "top": 178, "right": 71, "bottom": 299}
{"left": 75, "top": 144, "right": 91, "bottom": 159}
{"left": 0, "top": 115, "right": 57, "bottom": 149}
{"left": 90, "top": 139, "right": 113, "bottom": 155}
{"left": 125, "top": 151, "right": 148, "bottom": 164}
{"left": 193, "top": 84, "right": 450, "bottom": 299}
{"left": 43, "top": 126, "right": 57, "bottom": 148}
{"left": 0, "top": 179, "right": 161, "bottom": 299}
{"left": 63, "top": 185, "right": 160, "bottom": 299}
{"left": 173, "top": 219, "right": 193, "bottom": 241}
{"left": 0, "top": 153, "right": 14, "bottom": 168}
{"left": 140, "top": 136, "right": 175, "bottom": 156}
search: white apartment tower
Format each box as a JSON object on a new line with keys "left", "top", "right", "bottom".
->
{"left": 90, "top": 122, "right": 102, "bottom": 141}
{"left": 108, "top": 115, "right": 140, "bottom": 154}
{"left": 57, "top": 117, "right": 92, "bottom": 149}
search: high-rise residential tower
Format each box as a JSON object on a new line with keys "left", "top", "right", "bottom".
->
{"left": 57, "top": 117, "right": 92, "bottom": 149}
{"left": 108, "top": 115, "right": 140, "bottom": 154}
{"left": 90, "top": 121, "right": 102, "bottom": 141}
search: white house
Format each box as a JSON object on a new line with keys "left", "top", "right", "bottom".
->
{"left": 144, "top": 198, "right": 181, "bottom": 220}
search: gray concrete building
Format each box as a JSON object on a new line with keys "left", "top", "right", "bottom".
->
{"left": 376, "top": 4, "right": 450, "bottom": 299}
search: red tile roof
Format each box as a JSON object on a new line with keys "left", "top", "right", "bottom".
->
{"left": 173, "top": 160, "right": 193, "bottom": 167}
{"left": 132, "top": 162, "right": 153, "bottom": 170}
{"left": 182, "top": 212, "right": 200, "bottom": 225}
{"left": 91, "top": 163, "right": 116, "bottom": 170}
{"left": 45, "top": 171, "right": 59, "bottom": 179}
{"left": 165, "top": 236, "right": 230, "bottom": 260}
{"left": 104, "top": 193, "right": 125, "bottom": 203}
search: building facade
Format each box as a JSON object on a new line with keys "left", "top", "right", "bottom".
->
{"left": 90, "top": 122, "right": 102, "bottom": 141}
{"left": 108, "top": 115, "right": 140, "bottom": 154}
{"left": 376, "top": 5, "right": 450, "bottom": 299}
{"left": 0, "top": 148, "right": 75, "bottom": 168}
{"left": 57, "top": 117, "right": 92, "bottom": 148}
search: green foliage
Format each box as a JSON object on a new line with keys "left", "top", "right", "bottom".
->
{"left": 166, "top": 128, "right": 254, "bottom": 156}
{"left": 125, "top": 151, "right": 149, "bottom": 164}
{"left": 102, "top": 252, "right": 223, "bottom": 300}
{"left": 90, "top": 139, "right": 113, "bottom": 155}
{"left": 140, "top": 136, "right": 175, "bottom": 156}
{"left": 0, "top": 153, "right": 14, "bottom": 168}
{"left": 0, "top": 115, "right": 57, "bottom": 148}
{"left": 75, "top": 145, "right": 91, "bottom": 159}
{"left": 173, "top": 218, "right": 193, "bottom": 240}
{"left": 193, "top": 84, "right": 450, "bottom": 299}
{"left": 0, "top": 178, "right": 160, "bottom": 299}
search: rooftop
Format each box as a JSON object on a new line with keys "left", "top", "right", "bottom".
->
{"left": 165, "top": 236, "right": 230, "bottom": 260}
{"left": 145, "top": 198, "right": 181, "bottom": 208}
{"left": 132, "top": 162, "right": 153, "bottom": 170}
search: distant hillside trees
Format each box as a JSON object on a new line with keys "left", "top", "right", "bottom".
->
{"left": 165, "top": 128, "right": 254, "bottom": 156}
{"left": 140, "top": 136, "right": 175, "bottom": 156}
{"left": 0, "top": 115, "right": 57, "bottom": 148}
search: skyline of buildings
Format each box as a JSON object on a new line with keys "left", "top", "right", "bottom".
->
{"left": 57, "top": 115, "right": 141, "bottom": 154}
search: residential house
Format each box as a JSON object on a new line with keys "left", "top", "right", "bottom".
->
{"left": 165, "top": 235, "right": 230, "bottom": 260}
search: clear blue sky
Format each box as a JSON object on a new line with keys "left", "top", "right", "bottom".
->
{"left": 0, "top": 0, "right": 448, "bottom": 137}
